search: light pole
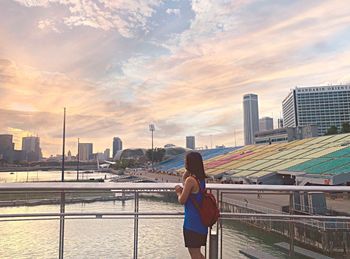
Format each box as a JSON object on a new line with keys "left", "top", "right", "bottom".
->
{"left": 61, "top": 107, "right": 66, "bottom": 182}
{"left": 234, "top": 128, "right": 237, "bottom": 147}
{"left": 149, "top": 124, "right": 155, "bottom": 172}
{"left": 59, "top": 107, "right": 66, "bottom": 259}
{"left": 76, "top": 138, "right": 80, "bottom": 181}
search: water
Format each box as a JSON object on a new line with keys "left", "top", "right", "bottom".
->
{"left": 0, "top": 172, "right": 301, "bottom": 258}
{"left": 0, "top": 198, "right": 299, "bottom": 259}
{"left": 0, "top": 170, "right": 114, "bottom": 183}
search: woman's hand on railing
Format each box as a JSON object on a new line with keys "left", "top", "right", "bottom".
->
{"left": 175, "top": 185, "right": 183, "bottom": 194}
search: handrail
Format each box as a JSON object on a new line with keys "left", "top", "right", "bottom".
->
{"left": 0, "top": 211, "right": 349, "bottom": 221}
{"left": 1, "top": 183, "right": 349, "bottom": 258}
{"left": 0, "top": 182, "right": 350, "bottom": 192}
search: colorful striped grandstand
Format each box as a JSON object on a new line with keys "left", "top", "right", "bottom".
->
{"left": 156, "top": 133, "right": 350, "bottom": 185}
{"left": 156, "top": 147, "right": 238, "bottom": 172}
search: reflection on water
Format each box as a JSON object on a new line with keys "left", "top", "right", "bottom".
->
{"left": 0, "top": 198, "right": 295, "bottom": 259}
{"left": 0, "top": 171, "right": 113, "bottom": 183}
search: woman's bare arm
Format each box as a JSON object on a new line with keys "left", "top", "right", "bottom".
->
{"left": 182, "top": 171, "right": 190, "bottom": 184}
{"left": 176, "top": 177, "right": 196, "bottom": 205}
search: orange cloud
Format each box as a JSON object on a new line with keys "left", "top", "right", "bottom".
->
{"left": 2, "top": 0, "right": 350, "bottom": 156}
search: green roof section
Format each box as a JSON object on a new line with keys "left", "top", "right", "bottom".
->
{"left": 286, "top": 147, "right": 350, "bottom": 176}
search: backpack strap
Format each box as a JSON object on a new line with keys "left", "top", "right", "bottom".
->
{"left": 189, "top": 176, "right": 204, "bottom": 210}
{"left": 189, "top": 176, "right": 205, "bottom": 192}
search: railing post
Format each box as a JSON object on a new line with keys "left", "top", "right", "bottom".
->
{"left": 220, "top": 191, "right": 223, "bottom": 259}
{"left": 133, "top": 192, "right": 139, "bottom": 259}
{"left": 208, "top": 189, "right": 219, "bottom": 259}
{"left": 289, "top": 191, "right": 294, "bottom": 257}
{"left": 59, "top": 192, "right": 65, "bottom": 259}
{"left": 209, "top": 229, "right": 218, "bottom": 259}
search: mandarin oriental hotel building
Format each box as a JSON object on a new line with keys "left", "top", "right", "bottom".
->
{"left": 282, "top": 85, "right": 350, "bottom": 135}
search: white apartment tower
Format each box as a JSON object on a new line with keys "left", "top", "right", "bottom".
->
{"left": 282, "top": 85, "right": 350, "bottom": 135}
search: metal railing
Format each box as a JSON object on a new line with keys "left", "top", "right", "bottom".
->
{"left": 224, "top": 198, "right": 350, "bottom": 230}
{"left": 0, "top": 182, "right": 350, "bottom": 258}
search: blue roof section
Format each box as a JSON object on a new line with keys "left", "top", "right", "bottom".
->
{"left": 156, "top": 147, "right": 240, "bottom": 171}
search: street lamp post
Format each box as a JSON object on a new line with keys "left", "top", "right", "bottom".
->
{"left": 59, "top": 107, "right": 66, "bottom": 259}
{"left": 61, "top": 107, "right": 66, "bottom": 182}
{"left": 234, "top": 128, "right": 237, "bottom": 147}
{"left": 76, "top": 138, "right": 80, "bottom": 181}
{"left": 149, "top": 124, "right": 155, "bottom": 172}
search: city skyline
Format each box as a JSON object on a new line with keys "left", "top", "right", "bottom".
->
{"left": 1, "top": 1, "right": 350, "bottom": 156}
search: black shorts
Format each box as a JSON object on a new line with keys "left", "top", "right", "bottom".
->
{"left": 183, "top": 228, "right": 207, "bottom": 248}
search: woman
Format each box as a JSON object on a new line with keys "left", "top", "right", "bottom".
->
{"left": 175, "top": 152, "right": 207, "bottom": 259}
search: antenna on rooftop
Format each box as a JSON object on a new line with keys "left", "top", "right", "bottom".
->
{"left": 234, "top": 129, "right": 237, "bottom": 147}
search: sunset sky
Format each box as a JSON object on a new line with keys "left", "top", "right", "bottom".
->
{"left": 1, "top": 0, "right": 350, "bottom": 157}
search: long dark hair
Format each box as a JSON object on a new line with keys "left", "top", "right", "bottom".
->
{"left": 185, "top": 151, "right": 206, "bottom": 180}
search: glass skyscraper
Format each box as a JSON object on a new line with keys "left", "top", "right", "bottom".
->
{"left": 282, "top": 85, "right": 350, "bottom": 135}
{"left": 243, "top": 94, "right": 259, "bottom": 145}
{"left": 186, "top": 136, "right": 195, "bottom": 149}
{"left": 78, "top": 143, "right": 93, "bottom": 161}
{"left": 113, "top": 137, "right": 123, "bottom": 158}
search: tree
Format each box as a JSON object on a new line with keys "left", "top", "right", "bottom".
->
{"left": 154, "top": 148, "right": 166, "bottom": 162}
{"left": 146, "top": 148, "right": 166, "bottom": 162}
{"left": 111, "top": 159, "right": 139, "bottom": 169}
{"left": 341, "top": 122, "right": 350, "bottom": 133}
{"left": 325, "top": 126, "right": 338, "bottom": 135}
{"left": 0, "top": 158, "right": 6, "bottom": 167}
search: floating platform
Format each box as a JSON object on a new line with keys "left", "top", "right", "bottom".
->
{"left": 239, "top": 248, "right": 279, "bottom": 259}
{"left": 274, "top": 242, "right": 334, "bottom": 259}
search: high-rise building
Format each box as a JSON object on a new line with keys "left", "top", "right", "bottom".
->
{"left": 78, "top": 143, "right": 93, "bottom": 161}
{"left": 282, "top": 85, "right": 350, "bottom": 135}
{"left": 254, "top": 125, "right": 318, "bottom": 145}
{"left": 243, "top": 94, "right": 259, "bottom": 145}
{"left": 104, "top": 148, "right": 110, "bottom": 160}
{"left": 277, "top": 118, "right": 284, "bottom": 128}
{"left": 113, "top": 137, "right": 122, "bottom": 158}
{"left": 259, "top": 117, "right": 274, "bottom": 131}
{"left": 22, "top": 136, "right": 42, "bottom": 162}
{"left": 0, "top": 134, "right": 14, "bottom": 162}
{"left": 186, "top": 136, "right": 195, "bottom": 149}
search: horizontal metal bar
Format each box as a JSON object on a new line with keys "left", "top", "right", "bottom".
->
{"left": 0, "top": 211, "right": 349, "bottom": 221}
{"left": 220, "top": 212, "right": 350, "bottom": 220}
{"left": 0, "top": 216, "right": 348, "bottom": 231}
{"left": 0, "top": 216, "right": 185, "bottom": 222}
{"left": 0, "top": 182, "right": 349, "bottom": 192}
{"left": 0, "top": 211, "right": 184, "bottom": 218}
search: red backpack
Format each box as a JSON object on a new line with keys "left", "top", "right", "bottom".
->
{"left": 190, "top": 177, "right": 220, "bottom": 227}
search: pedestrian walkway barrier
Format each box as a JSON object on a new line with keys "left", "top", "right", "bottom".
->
{"left": 0, "top": 183, "right": 349, "bottom": 258}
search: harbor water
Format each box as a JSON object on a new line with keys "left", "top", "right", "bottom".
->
{"left": 0, "top": 170, "right": 115, "bottom": 183}
{"left": 0, "top": 198, "right": 299, "bottom": 259}
{"left": 0, "top": 171, "right": 305, "bottom": 258}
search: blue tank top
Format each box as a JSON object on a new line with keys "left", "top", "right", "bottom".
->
{"left": 184, "top": 179, "right": 208, "bottom": 234}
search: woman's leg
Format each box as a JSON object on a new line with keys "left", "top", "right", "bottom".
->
{"left": 188, "top": 248, "right": 205, "bottom": 259}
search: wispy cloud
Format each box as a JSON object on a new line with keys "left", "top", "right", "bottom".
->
{"left": 1, "top": 0, "right": 350, "bottom": 155}
{"left": 13, "top": 0, "right": 163, "bottom": 37}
